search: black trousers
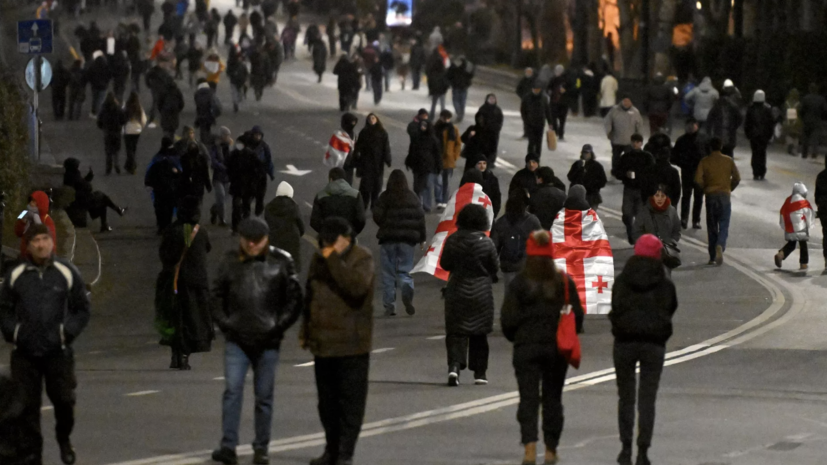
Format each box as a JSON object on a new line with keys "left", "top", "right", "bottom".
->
{"left": 611, "top": 144, "right": 628, "bottom": 178}
{"left": 802, "top": 124, "right": 820, "bottom": 158}
{"left": 445, "top": 334, "right": 489, "bottom": 374}
{"left": 359, "top": 174, "right": 382, "bottom": 210}
{"left": 254, "top": 186, "right": 266, "bottom": 216}
{"left": 821, "top": 214, "right": 827, "bottom": 259}
{"left": 488, "top": 132, "right": 501, "bottom": 167}
{"left": 781, "top": 240, "right": 808, "bottom": 264}
{"left": 750, "top": 140, "right": 769, "bottom": 178}
{"left": 89, "top": 192, "right": 120, "bottom": 228}
{"left": 232, "top": 193, "right": 253, "bottom": 231}
{"left": 154, "top": 195, "right": 176, "bottom": 232}
{"left": 614, "top": 341, "right": 665, "bottom": 449}
{"left": 550, "top": 103, "right": 568, "bottom": 139}
{"left": 104, "top": 133, "right": 122, "bottom": 174}
{"left": 314, "top": 354, "right": 370, "bottom": 461}
{"left": 411, "top": 66, "right": 422, "bottom": 90}
{"left": 52, "top": 90, "right": 67, "bottom": 120}
{"left": 513, "top": 344, "right": 568, "bottom": 447}
{"left": 680, "top": 168, "right": 703, "bottom": 224}
{"left": 11, "top": 349, "right": 77, "bottom": 461}
{"left": 124, "top": 134, "right": 140, "bottom": 173}
{"left": 527, "top": 125, "right": 545, "bottom": 158}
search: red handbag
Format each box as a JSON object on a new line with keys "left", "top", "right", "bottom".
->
{"left": 557, "top": 273, "right": 581, "bottom": 369}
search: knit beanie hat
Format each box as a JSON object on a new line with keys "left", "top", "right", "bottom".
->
{"left": 753, "top": 90, "right": 766, "bottom": 103}
{"left": 634, "top": 234, "right": 663, "bottom": 260}
{"left": 525, "top": 153, "right": 540, "bottom": 164}
{"left": 525, "top": 230, "right": 554, "bottom": 258}
{"left": 238, "top": 217, "right": 269, "bottom": 240}
{"left": 276, "top": 181, "right": 294, "bottom": 198}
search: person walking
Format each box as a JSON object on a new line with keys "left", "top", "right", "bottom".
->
{"left": 209, "top": 127, "right": 232, "bottom": 227}
{"left": 441, "top": 204, "right": 499, "bottom": 386}
{"left": 476, "top": 93, "right": 505, "bottom": 167}
{"left": 644, "top": 73, "right": 675, "bottom": 134}
{"left": 97, "top": 92, "right": 127, "bottom": 175}
{"left": 521, "top": 85, "right": 552, "bottom": 158}
{"left": 310, "top": 167, "right": 367, "bottom": 235}
{"left": 226, "top": 46, "right": 248, "bottom": 114}
{"left": 529, "top": 167, "right": 567, "bottom": 230}
{"left": 446, "top": 56, "right": 474, "bottom": 122}
{"left": 672, "top": 118, "right": 708, "bottom": 229}
{"left": 0, "top": 224, "right": 90, "bottom": 465}
{"left": 617, "top": 134, "right": 655, "bottom": 243}
{"left": 51, "top": 59, "right": 71, "bottom": 121}
{"left": 353, "top": 113, "right": 392, "bottom": 209}
{"left": 194, "top": 78, "right": 222, "bottom": 144}
{"left": 695, "top": 137, "right": 741, "bottom": 266}
{"left": 684, "top": 76, "right": 719, "bottom": 128}
{"left": 610, "top": 234, "right": 678, "bottom": 465}
{"left": 405, "top": 119, "right": 442, "bottom": 213}
{"left": 491, "top": 190, "right": 542, "bottom": 288}
{"left": 373, "top": 170, "right": 426, "bottom": 317}
{"left": 67, "top": 59, "right": 86, "bottom": 121}
{"left": 264, "top": 182, "right": 305, "bottom": 270}
{"left": 604, "top": 98, "right": 644, "bottom": 178}
{"left": 409, "top": 37, "right": 425, "bottom": 91}
{"left": 302, "top": 217, "right": 375, "bottom": 465}
{"left": 633, "top": 186, "right": 682, "bottom": 274}
{"left": 468, "top": 153, "right": 502, "bottom": 217}
{"left": 548, "top": 65, "right": 569, "bottom": 141}
{"left": 223, "top": 9, "right": 237, "bottom": 44}
{"left": 501, "top": 229, "right": 584, "bottom": 465}
{"left": 799, "top": 83, "right": 827, "bottom": 159}
{"left": 158, "top": 78, "right": 186, "bottom": 139}
{"left": 516, "top": 68, "right": 536, "bottom": 137}
{"left": 333, "top": 54, "right": 361, "bottom": 112}
{"left": 210, "top": 217, "right": 303, "bottom": 465}
{"left": 434, "top": 110, "right": 461, "bottom": 208}
{"left": 155, "top": 196, "right": 213, "bottom": 371}
{"left": 247, "top": 126, "right": 275, "bottom": 216}
{"left": 567, "top": 144, "right": 608, "bottom": 209}
{"left": 312, "top": 38, "right": 328, "bottom": 83}
{"left": 509, "top": 153, "right": 541, "bottom": 198}
{"left": 460, "top": 113, "right": 493, "bottom": 173}
{"left": 426, "top": 48, "right": 449, "bottom": 118}
{"left": 599, "top": 71, "right": 618, "bottom": 117}
{"left": 123, "top": 91, "right": 147, "bottom": 175}
{"left": 145, "top": 137, "right": 182, "bottom": 234}
{"left": 774, "top": 182, "right": 814, "bottom": 271}
{"left": 86, "top": 50, "right": 112, "bottom": 117}
{"left": 178, "top": 140, "right": 213, "bottom": 205}
{"left": 744, "top": 90, "right": 775, "bottom": 180}
{"left": 227, "top": 132, "right": 263, "bottom": 233}
{"left": 705, "top": 86, "right": 742, "bottom": 157}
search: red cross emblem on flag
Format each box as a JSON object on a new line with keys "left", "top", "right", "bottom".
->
{"left": 552, "top": 209, "right": 614, "bottom": 314}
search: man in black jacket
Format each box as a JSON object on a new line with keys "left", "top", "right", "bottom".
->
{"left": 145, "top": 137, "right": 182, "bottom": 234}
{"left": 446, "top": 57, "right": 474, "bottom": 122}
{"left": 642, "top": 147, "right": 681, "bottom": 207}
{"left": 0, "top": 224, "right": 91, "bottom": 465}
{"left": 671, "top": 118, "right": 708, "bottom": 229}
{"left": 529, "top": 166, "right": 566, "bottom": 230}
{"left": 311, "top": 168, "right": 367, "bottom": 235}
{"left": 567, "top": 144, "right": 608, "bottom": 209}
{"left": 644, "top": 73, "right": 675, "bottom": 134}
{"left": 210, "top": 218, "right": 303, "bottom": 465}
{"left": 618, "top": 134, "right": 655, "bottom": 244}
{"left": 227, "top": 132, "right": 265, "bottom": 233}
{"left": 521, "top": 86, "right": 552, "bottom": 158}
{"left": 609, "top": 235, "right": 677, "bottom": 465}
{"left": 744, "top": 90, "right": 775, "bottom": 180}
{"left": 509, "top": 153, "right": 540, "bottom": 197}
{"left": 814, "top": 167, "right": 827, "bottom": 267}
{"left": 194, "top": 79, "right": 222, "bottom": 144}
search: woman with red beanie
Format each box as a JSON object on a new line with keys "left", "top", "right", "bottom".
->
{"left": 610, "top": 234, "right": 678, "bottom": 465}
{"left": 501, "top": 230, "right": 584, "bottom": 465}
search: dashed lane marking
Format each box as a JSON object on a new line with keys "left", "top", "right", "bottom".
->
{"left": 294, "top": 361, "right": 315, "bottom": 367}
{"left": 426, "top": 335, "right": 446, "bottom": 340}
{"left": 41, "top": 406, "right": 53, "bottom": 411}
{"left": 213, "top": 377, "right": 224, "bottom": 381}
{"left": 371, "top": 348, "right": 395, "bottom": 354}
{"left": 125, "top": 390, "right": 160, "bottom": 397}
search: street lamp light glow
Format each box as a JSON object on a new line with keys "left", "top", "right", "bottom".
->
{"left": 696, "top": 1, "right": 702, "bottom": 9}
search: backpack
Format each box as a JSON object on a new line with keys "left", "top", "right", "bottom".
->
{"left": 500, "top": 217, "right": 528, "bottom": 265}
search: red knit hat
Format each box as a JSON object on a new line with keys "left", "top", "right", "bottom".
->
{"left": 525, "top": 230, "right": 554, "bottom": 258}
{"left": 634, "top": 234, "right": 663, "bottom": 259}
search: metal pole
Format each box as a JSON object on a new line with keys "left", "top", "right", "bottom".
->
{"left": 33, "top": 55, "right": 41, "bottom": 162}
{"left": 641, "top": 0, "right": 650, "bottom": 82}
{"left": 512, "top": 0, "right": 523, "bottom": 68}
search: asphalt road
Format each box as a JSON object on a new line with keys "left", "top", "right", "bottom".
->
{"left": 2, "top": 3, "right": 827, "bottom": 465}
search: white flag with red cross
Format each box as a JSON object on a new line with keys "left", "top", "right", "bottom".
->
{"left": 412, "top": 182, "right": 495, "bottom": 280}
{"left": 323, "top": 130, "right": 354, "bottom": 167}
{"left": 551, "top": 208, "right": 614, "bottom": 315}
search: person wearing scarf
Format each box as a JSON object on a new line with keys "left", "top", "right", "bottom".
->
{"left": 632, "top": 185, "right": 681, "bottom": 250}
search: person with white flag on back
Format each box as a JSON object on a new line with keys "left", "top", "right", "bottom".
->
{"left": 774, "top": 182, "right": 814, "bottom": 270}
{"left": 324, "top": 113, "right": 358, "bottom": 183}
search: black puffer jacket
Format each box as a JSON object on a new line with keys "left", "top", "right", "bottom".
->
{"left": 211, "top": 247, "right": 303, "bottom": 350}
{"left": 530, "top": 184, "right": 566, "bottom": 230}
{"left": 354, "top": 123, "right": 392, "bottom": 179}
{"left": 642, "top": 156, "right": 682, "bottom": 205}
{"left": 373, "top": 189, "right": 426, "bottom": 245}
{"left": 501, "top": 273, "right": 584, "bottom": 346}
{"left": 264, "top": 196, "right": 305, "bottom": 266}
{"left": 610, "top": 255, "right": 677, "bottom": 346}
{"left": 441, "top": 229, "right": 499, "bottom": 335}
{"left": 567, "top": 158, "right": 607, "bottom": 197}
{"left": 490, "top": 212, "right": 542, "bottom": 272}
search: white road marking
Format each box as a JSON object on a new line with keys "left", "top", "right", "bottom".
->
{"left": 125, "top": 390, "right": 160, "bottom": 397}
{"left": 41, "top": 406, "right": 53, "bottom": 411}
{"left": 371, "top": 348, "right": 395, "bottom": 354}
{"left": 213, "top": 377, "right": 224, "bottom": 381}
{"left": 426, "top": 335, "right": 446, "bottom": 340}
{"left": 304, "top": 201, "right": 313, "bottom": 209}
{"left": 294, "top": 361, "right": 315, "bottom": 367}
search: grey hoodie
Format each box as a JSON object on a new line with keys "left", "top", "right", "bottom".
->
{"left": 685, "top": 77, "right": 720, "bottom": 122}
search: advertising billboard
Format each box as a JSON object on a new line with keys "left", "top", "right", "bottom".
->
{"left": 387, "top": 0, "right": 413, "bottom": 27}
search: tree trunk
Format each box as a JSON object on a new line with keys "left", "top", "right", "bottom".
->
{"left": 587, "top": 0, "right": 603, "bottom": 66}
{"left": 617, "top": 0, "right": 641, "bottom": 77}
{"left": 653, "top": 0, "right": 676, "bottom": 75}
{"left": 571, "top": 0, "right": 590, "bottom": 66}
{"left": 541, "top": 0, "right": 568, "bottom": 64}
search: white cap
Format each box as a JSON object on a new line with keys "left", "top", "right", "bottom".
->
{"left": 276, "top": 181, "right": 294, "bottom": 198}
{"left": 723, "top": 79, "right": 734, "bottom": 88}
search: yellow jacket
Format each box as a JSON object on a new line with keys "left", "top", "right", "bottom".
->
{"left": 438, "top": 123, "right": 461, "bottom": 169}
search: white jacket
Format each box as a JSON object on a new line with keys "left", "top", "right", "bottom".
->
{"left": 600, "top": 74, "right": 618, "bottom": 109}
{"left": 779, "top": 182, "right": 815, "bottom": 242}
{"left": 124, "top": 109, "right": 147, "bottom": 135}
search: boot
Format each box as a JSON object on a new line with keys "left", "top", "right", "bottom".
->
{"left": 169, "top": 349, "right": 181, "bottom": 369}
{"left": 522, "top": 442, "right": 537, "bottom": 465}
{"left": 617, "top": 444, "right": 632, "bottom": 465}
{"left": 544, "top": 446, "right": 559, "bottom": 464}
{"left": 774, "top": 251, "right": 784, "bottom": 268}
{"left": 58, "top": 440, "right": 76, "bottom": 465}
{"left": 800, "top": 263, "right": 809, "bottom": 271}
{"left": 635, "top": 447, "right": 651, "bottom": 465}
{"left": 180, "top": 354, "right": 191, "bottom": 370}
{"left": 100, "top": 224, "right": 112, "bottom": 233}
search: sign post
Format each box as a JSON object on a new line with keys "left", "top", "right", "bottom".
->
{"left": 19, "top": 19, "right": 53, "bottom": 162}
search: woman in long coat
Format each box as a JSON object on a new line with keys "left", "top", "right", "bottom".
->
{"left": 156, "top": 195, "right": 213, "bottom": 370}
{"left": 353, "top": 113, "right": 391, "bottom": 209}
{"left": 440, "top": 203, "right": 499, "bottom": 387}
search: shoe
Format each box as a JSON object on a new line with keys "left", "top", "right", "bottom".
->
{"left": 522, "top": 442, "right": 537, "bottom": 465}
{"left": 253, "top": 449, "right": 269, "bottom": 465}
{"left": 544, "top": 447, "right": 559, "bottom": 464}
{"left": 118, "top": 207, "right": 127, "bottom": 216}
{"left": 707, "top": 260, "right": 716, "bottom": 265}
{"left": 384, "top": 307, "right": 396, "bottom": 317}
{"left": 309, "top": 451, "right": 334, "bottom": 465}
{"left": 692, "top": 222, "right": 702, "bottom": 229}
{"left": 617, "top": 445, "right": 632, "bottom": 465}
{"left": 179, "top": 354, "right": 191, "bottom": 370}
{"left": 100, "top": 225, "right": 112, "bottom": 233}
{"left": 147, "top": 122, "right": 157, "bottom": 128}
{"left": 403, "top": 300, "right": 415, "bottom": 316}
{"left": 448, "top": 370, "right": 459, "bottom": 387}
{"left": 681, "top": 220, "right": 687, "bottom": 230}
{"left": 635, "top": 449, "right": 651, "bottom": 465}
{"left": 59, "top": 440, "right": 76, "bottom": 465}
{"left": 334, "top": 458, "right": 353, "bottom": 465}
{"left": 211, "top": 448, "right": 238, "bottom": 465}
{"left": 473, "top": 372, "right": 488, "bottom": 385}
{"left": 715, "top": 245, "right": 724, "bottom": 265}
{"left": 218, "top": 220, "right": 228, "bottom": 227}
{"left": 774, "top": 251, "right": 783, "bottom": 268}
{"left": 800, "top": 263, "right": 809, "bottom": 271}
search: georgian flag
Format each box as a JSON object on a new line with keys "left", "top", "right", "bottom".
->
{"left": 552, "top": 208, "right": 614, "bottom": 315}
{"left": 412, "top": 182, "right": 495, "bottom": 280}
{"left": 323, "top": 130, "right": 354, "bottom": 168}
{"left": 779, "top": 193, "right": 814, "bottom": 236}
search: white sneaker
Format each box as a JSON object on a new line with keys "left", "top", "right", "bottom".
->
{"left": 88, "top": 113, "right": 97, "bottom": 119}
{"left": 147, "top": 122, "right": 157, "bottom": 129}
{"left": 448, "top": 371, "right": 459, "bottom": 387}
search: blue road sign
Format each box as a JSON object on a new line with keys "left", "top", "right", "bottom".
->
{"left": 18, "top": 20, "right": 53, "bottom": 54}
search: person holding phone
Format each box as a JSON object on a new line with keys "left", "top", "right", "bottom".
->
{"left": 14, "top": 191, "right": 57, "bottom": 258}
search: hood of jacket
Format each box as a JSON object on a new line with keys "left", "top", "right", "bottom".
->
{"left": 699, "top": 77, "right": 713, "bottom": 92}
{"left": 323, "top": 178, "right": 359, "bottom": 199}
{"left": 31, "top": 191, "right": 50, "bottom": 217}
{"left": 564, "top": 184, "right": 590, "bottom": 210}
{"left": 792, "top": 182, "right": 808, "bottom": 198}
{"left": 620, "top": 255, "right": 666, "bottom": 291}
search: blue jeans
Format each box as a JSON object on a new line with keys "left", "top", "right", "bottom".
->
{"left": 430, "top": 94, "right": 446, "bottom": 120}
{"left": 414, "top": 172, "right": 437, "bottom": 211}
{"left": 220, "top": 341, "right": 280, "bottom": 452}
{"left": 380, "top": 243, "right": 415, "bottom": 312}
{"left": 91, "top": 89, "right": 107, "bottom": 115}
{"left": 436, "top": 168, "right": 454, "bottom": 204}
{"left": 452, "top": 87, "right": 468, "bottom": 121}
{"left": 705, "top": 194, "right": 731, "bottom": 261}
{"left": 213, "top": 181, "right": 228, "bottom": 222}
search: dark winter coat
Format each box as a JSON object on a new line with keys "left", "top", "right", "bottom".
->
{"left": 0, "top": 258, "right": 90, "bottom": 358}
{"left": 799, "top": 93, "right": 827, "bottom": 128}
{"left": 516, "top": 75, "right": 535, "bottom": 100}
{"left": 333, "top": 57, "right": 360, "bottom": 93}
{"left": 521, "top": 92, "right": 551, "bottom": 128}
{"left": 179, "top": 148, "right": 213, "bottom": 198}
{"left": 815, "top": 169, "right": 827, "bottom": 211}
{"left": 425, "top": 53, "right": 449, "bottom": 96}
{"left": 353, "top": 124, "right": 391, "bottom": 179}
{"left": 264, "top": 196, "right": 305, "bottom": 266}
{"left": 373, "top": 189, "right": 426, "bottom": 245}
{"left": 406, "top": 127, "right": 442, "bottom": 175}
{"left": 567, "top": 159, "right": 607, "bottom": 197}
{"left": 446, "top": 60, "right": 474, "bottom": 90}
{"left": 86, "top": 55, "right": 112, "bottom": 91}
{"left": 706, "top": 96, "right": 743, "bottom": 147}
{"left": 145, "top": 150, "right": 181, "bottom": 198}
{"left": 145, "top": 65, "right": 171, "bottom": 94}
{"left": 477, "top": 96, "right": 504, "bottom": 133}
{"left": 158, "top": 82, "right": 185, "bottom": 133}
{"left": 409, "top": 42, "right": 426, "bottom": 70}
{"left": 226, "top": 145, "right": 264, "bottom": 197}
{"left": 51, "top": 63, "right": 71, "bottom": 96}
{"left": 632, "top": 200, "right": 681, "bottom": 245}
{"left": 645, "top": 79, "right": 675, "bottom": 114}
{"left": 212, "top": 247, "right": 302, "bottom": 350}
{"left": 159, "top": 220, "right": 212, "bottom": 287}
{"left": 529, "top": 184, "right": 566, "bottom": 230}
{"left": 509, "top": 168, "right": 539, "bottom": 197}
{"left": 303, "top": 244, "right": 374, "bottom": 357}
{"left": 109, "top": 51, "right": 131, "bottom": 88}
{"left": 617, "top": 149, "right": 655, "bottom": 190}
{"left": 227, "top": 53, "right": 248, "bottom": 88}
{"left": 194, "top": 85, "right": 221, "bottom": 128}
{"left": 610, "top": 256, "right": 678, "bottom": 346}
{"left": 671, "top": 131, "right": 709, "bottom": 173}
{"left": 490, "top": 212, "right": 542, "bottom": 273}
{"left": 481, "top": 170, "right": 502, "bottom": 217}
{"left": 744, "top": 102, "right": 775, "bottom": 144}
{"left": 210, "top": 142, "right": 231, "bottom": 184}
{"left": 249, "top": 49, "right": 272, "bottom": 88}
{"left": 642, "top": 157, "right": 682, "bottom": 205}
{"left": 441, "top": 229, "right": 499, "bottom": 335}
{"left": 310, "top": 179, "right": 367, "bottom": 234}
{"left": 501, "top": 274, "right": 584, "bottom": 346}
{"left": 97, "top": 101, "right": 126, "bottom": 135}
{"left": 311, "top": 41, "right": 327, "bottom": 75}
{"left": 460, "top": 124, "right": 494, "bottom": 172}
{"left": 69, "top": 66, "right": 86, "bottom": 101}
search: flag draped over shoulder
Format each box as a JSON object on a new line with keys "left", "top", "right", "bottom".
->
{"left": 323, "top": 130, "right": 354, "bottom": 167}
{"left": 551, "top": 208, "right": 614, "bottom": 315}
{"left": 412, "top": 182, "right": 494, "bottom": 280}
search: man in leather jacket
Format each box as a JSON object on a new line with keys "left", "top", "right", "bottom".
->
{"left": 210, "top": 217, "right": 303, "bottom": 465}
